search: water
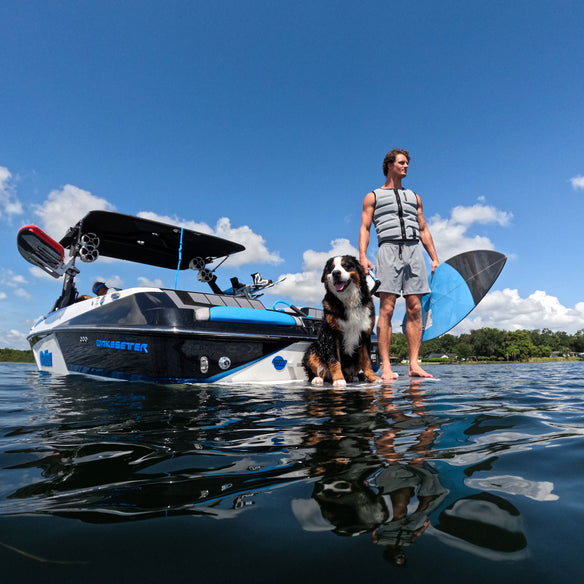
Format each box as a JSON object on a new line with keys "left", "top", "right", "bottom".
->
{"left": 1, "top": 361, "right": 583, "bottom": 583}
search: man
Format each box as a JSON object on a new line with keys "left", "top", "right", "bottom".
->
{"left": 359, "top": 149, "right": 439, "bottom": 379}
{"left": 75, "top": 282, "right": 109, "bottom": 302}
{"left": 77, "top": 281, "right": 109, "bottom": 302}
{"left": 92, "top": 281, "right": 109, "bottom": 296}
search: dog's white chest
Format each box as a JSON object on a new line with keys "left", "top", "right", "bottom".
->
{"left": 339, "top": 306, "right": 370, "bottom": 355}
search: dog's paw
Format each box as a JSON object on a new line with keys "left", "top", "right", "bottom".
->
{"left": 332, "top": 379, "right": 347, "bottom": 388}
{"left": 311, "top": 377, "right": 324, "bottom": 386}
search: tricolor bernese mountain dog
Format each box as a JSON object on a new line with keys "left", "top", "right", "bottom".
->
{"left": 302, "top": 255, "right": 380, "bottom": 387}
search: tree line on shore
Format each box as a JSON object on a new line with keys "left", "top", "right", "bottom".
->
{"left": 392, "top": 328, "right": 584, "bottom": 362}
{"left": 0, "top": 348, "right": 34, "bottom": 363}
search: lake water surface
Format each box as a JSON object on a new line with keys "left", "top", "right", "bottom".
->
{"left": 1, "top": 361, "right": 583, "bottom": 583}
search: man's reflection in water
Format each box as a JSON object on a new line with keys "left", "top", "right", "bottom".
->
{"left": 370, "top": 380, "right": 447, "bottom": 565}
{"left": 298, "top": 380, "right": 448, "bottom": 565}
{"left": 370, "top": 463, "right": 448, "bottom": 566}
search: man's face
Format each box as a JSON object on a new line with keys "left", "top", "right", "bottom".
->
{"left": 389, "top": 154, "right": 409, "bottom": 178}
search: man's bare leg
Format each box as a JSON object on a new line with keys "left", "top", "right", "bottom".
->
{"left": 378, "top": 293, "right": 398, "bottom": 381}
{"left": 405, "top": 294, "right": 433, "bottom": 378}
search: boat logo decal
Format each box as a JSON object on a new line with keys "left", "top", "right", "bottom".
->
{"left": 39, "top": 350, "right": 53, "bottom": 367}
{"left": 272, "top": 355, "right": 287, "bottom": 370}
{"left": 96, "top": 340, "right": 149, "bottom": 353}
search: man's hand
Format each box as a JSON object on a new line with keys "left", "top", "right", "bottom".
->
{"left": 360, "top": 257, "right": 374, "bottom": 274}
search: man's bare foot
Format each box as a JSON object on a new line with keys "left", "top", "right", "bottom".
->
{"left": 409, "top": 366, "right": 433, "bottom": 378}
{"left": 381, "top": 369, "right": 399, "bottom": 382}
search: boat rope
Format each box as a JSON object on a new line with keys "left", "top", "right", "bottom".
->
{"left": 174, "top": 227, "right": 184, "bottom": 289}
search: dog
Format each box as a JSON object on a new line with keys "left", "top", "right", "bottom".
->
{"left": 302, "top": 255, "right": 380, "bottom": 387}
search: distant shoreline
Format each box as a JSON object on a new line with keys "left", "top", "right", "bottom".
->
{"left": 0, "top": 348, "right": 34, "bottom": 363}
{"left": 419, "top": 356, "right": 582, "bottom": 365}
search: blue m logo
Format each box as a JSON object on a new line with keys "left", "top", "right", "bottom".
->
{"left": 272, "top": 356, "right": 287, "bottom": 371}
{"left": 39, "top": 350, "right": 53, "bottom": 367}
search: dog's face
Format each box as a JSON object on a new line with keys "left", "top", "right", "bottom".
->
{"left": 321, "top": 255, "right": 368, "bottom": 299}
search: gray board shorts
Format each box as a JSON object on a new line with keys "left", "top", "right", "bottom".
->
{"left": 376, "top": 241, "right": 430, "bottom": 296}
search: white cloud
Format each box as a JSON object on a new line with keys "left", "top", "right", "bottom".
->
{"left": 452, "top": 288, "right": 584, "bottom": 335}
{"left": 137, "top": 276, "right": 164, "bottom": 288}
{"left": 301, "top": 238, "right": 358, "bottom": 272}
{"left": 274, "top": 238, "right": 359, "bottom": 303}
{"left": 2, "top": 269, "right": 28, "bottom": 288}
{"left": 34, "top": 184, "right": 115, "bottom": 238}
{"left": 11, "top": 274, "right": 27, "bottom": 285}
{"left": 14, "top": 288, "right": 32, "bottom": 300}
{"left": 449, "top": 204, "right": 512, "bottom": 226}
{"left": 429, "top": 203, "right": 513, "bottom": 260}
{"left": 570, "top": 175, "right": 584, "bottom": 190}
{"left": 93, "top": 275, "right": 124, "bottom": 289}
{"left": 137, "top": 212, "right": 282, "bottom": 267}
{"left": 0, "top": 292, "right": 7, "bottom": 301}
{"left": 0, "top": 328, "right": 30, "bottom": 350}
{"left": 29, "top": 266, "right": 59, "bottom": 281}
{"left": 0, "top": 166, "right": 23, "bottom": 219}
{"left": 1, "top": 270, "right": 33, "bottom": 301}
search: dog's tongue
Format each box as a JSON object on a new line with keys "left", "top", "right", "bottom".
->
{"left": 334, "top": 281, "right": 348, "bottom": 292}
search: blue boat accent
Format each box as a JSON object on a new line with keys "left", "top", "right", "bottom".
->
{"left": 208, "top": 306, "right": 296, "bottom": 326}
{"left": 272, "top": 355, "right": 287, "bottom": 370}
{"left": 39, "top": 350, "right": 53, "bottom": 367}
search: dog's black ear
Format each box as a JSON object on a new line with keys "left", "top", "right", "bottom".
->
{"left": 354, "top": 258, "right": 365, "bottom": 279}
{"left": 321, "top": 258, "right": 331, "bottom": 283}
{"left": 350, "top": 256, "right": 362, "bottom": 278}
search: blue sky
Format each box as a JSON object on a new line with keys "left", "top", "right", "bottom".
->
{"left": 1, "top": 0, "right": 583, "bottom": 349}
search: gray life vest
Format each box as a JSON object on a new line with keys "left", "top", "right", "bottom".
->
{"left": 372, "top": 188, "right": 419, "bottom": 244}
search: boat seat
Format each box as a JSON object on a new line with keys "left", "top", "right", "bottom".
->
{"left": 194, "top": 306, "right": 298, "bottom": 326}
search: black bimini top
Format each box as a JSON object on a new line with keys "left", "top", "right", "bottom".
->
{"left": 60, "top": 210, "right": 245, "bottom": 270}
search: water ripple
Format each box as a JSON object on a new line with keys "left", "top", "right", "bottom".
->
{"left": 1, "top": 361, "right": 584, "bottom": 579}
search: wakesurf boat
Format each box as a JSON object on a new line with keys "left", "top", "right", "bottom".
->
{"left": 17, "top": 210, "right": 327, "bottom": 384}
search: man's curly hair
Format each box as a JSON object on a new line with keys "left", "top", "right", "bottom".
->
{"left": 382, "top": 149, "right": 410, "bottom": 176}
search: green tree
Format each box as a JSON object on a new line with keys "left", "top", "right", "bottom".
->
{"left": 0, "top": 348, "right": 34, "bottom": 363}
{"left": 390, "top": 333, "right": 408, "bottom": 362}
{"left": 469, "top": 328, "right": 505, "bottom": 359}
{"left": 454, "top": 340, "right": 473, "bottom": 360}
{"left": 534, "top": 344, "right": 552, "bottom": 358}
{"left": 501, "top": 330, "right": 536, "bottom": 361}
{"left": 572, "top": 330, "right": 584, "bottom": 353}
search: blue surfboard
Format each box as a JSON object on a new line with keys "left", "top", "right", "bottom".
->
{"left": 402, "top": 250, "right": 506, "bottom": 341}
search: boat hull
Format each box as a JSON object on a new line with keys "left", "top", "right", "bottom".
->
{"left": 28, "top": 288, "right": 318, "bottom": 384}
{"left": 30, "top": 329, "right": 311, "bottom": 384}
